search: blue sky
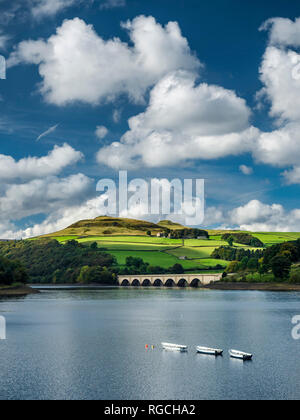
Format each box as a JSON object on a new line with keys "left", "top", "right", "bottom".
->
{"left": 1, "top": 0, "right": 300, "bottom": 237}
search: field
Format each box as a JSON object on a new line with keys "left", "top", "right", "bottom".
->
{"left": 39, "top": 216, "right": 300, "bottom": 273}
{"left": 251, "top": 232, "right": 300, "bottom": 245}
{"left": 165, "top": 246, "right": 217, "bottom": 259}
{"left": 209, "top": 232, "right": 300, "bottom": 246}
{"left": 45, "top": 235, "right": 229, "bottom": 272}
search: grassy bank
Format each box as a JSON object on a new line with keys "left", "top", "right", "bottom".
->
{"left": 0, "top": 284, "right": 39, "bottom": 297}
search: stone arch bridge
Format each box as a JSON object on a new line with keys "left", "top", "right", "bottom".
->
{"left": 118, "top": 273, "right": 222, "bottom": 288}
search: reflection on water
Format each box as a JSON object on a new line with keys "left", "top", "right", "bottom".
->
{"left": 0, "top": 288, "right": 300, "bottom": 400}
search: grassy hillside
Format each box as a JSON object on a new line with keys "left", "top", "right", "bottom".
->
{"left": 53, "top": 236, "right": 226, "bottom": 272}
{"left": 42, "top": 216, "right": 169, "bottom": 237}
{"left": 44, "top": 235, "right": 228, "bottom": 272}
{"left": 37, "top": 216, "right": 300, "bottom": 274}
{"left": 158, "top": 220, "right": 187, "bottom": 230}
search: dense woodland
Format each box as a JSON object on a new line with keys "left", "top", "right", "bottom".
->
{"left": 169, "top": 229, "right": 209, "bottom": 239}
{"left": 0, "top": 239, "right": 117, "bottom": 284}
{"left": 0, "top": 256, "right": 29, "bottom": 286}
{"left": 0, "top": 239, "right": 189, "bottom": 284}
{"left": 222, "top": 233, "right": 264, "bottom": 247}
{"left": 211, "top": 246, "right": 264, "bottom": 262}
{"left": 219, "top": 239, "right": 300, "bottom": 283}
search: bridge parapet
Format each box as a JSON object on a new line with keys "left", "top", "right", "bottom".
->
{"left": 118, "top": 273, "right": 222, "bottom": 287}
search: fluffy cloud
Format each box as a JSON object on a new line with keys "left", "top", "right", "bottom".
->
{"left": 254, "top": 122, "right": 300, "bottom": 167}
{"left": 113, "top": 109, "right": 122, "bottom": 123}
{"left": 202, "top": 206, "right": 225, "bottom": 227}
{"left": 0, "top": 1, "right": 125, "bottom": 25}
{"left": 0, "top": 221, "right": 22, "bottom": 240}
{"left": 0, "top": 144, "right": 83, "bottom": 181}
{"left": 8, "top": 16, "right": 200, "bottom": 105}
{"left": 0, "top": 0, "right": 77, "bottom": 24}
{"left": 97, "top": 71, "right": 258, "bottom": 168}
{"left": 95, "top": 125, "right": 108, "bottom": 140}
{"left": 230, "top": 200, "right": 284, "bottom": 226}
{"left": 261, "top": 17, "right": 300, "bottom": 48}
{"left": 31, "top": 0, "right": 76, "bottom": 19}
{"left": 239, "top": 165, "right": 253, "bottom": 175}
{"left": 255, "top": 17, "right": 300, "bottom": 180}
{"left": 0, "top": 143, "right": 93, "bottom": 238}
{"left": 229, "top": 199, "right": 300, "bottom": 232}
{"left": 258, "top": 46, "right": 300, "bottom": 122}
{"left": 1, "top": 194, "right": 109, "bottom": 239}
{"left": 0, "top": 173, "right": 92, "bottom": 222}
{"left": 31, "top": 0, "right": 126, "bottom": 18}
{"left": 282, "top": 166, "right": 300, "bottom": 185}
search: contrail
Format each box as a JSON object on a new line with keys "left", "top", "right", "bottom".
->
{"left": 36, "top": 124, "right": 59, "bottom": 141}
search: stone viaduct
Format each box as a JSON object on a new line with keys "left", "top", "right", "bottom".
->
{"left": 117, "top": 273, "right": 222, "bottom": 287}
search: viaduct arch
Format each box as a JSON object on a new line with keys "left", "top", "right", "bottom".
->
{"left": 118, "top": 273, "right": 222, "bottom": 287}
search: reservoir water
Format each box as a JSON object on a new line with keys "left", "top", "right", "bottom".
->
{"left": 0, "top": 288, "right": 300, "bottom": 400}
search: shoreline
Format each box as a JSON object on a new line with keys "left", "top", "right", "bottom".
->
{"left": 0, "top": 285, "right": 40, "bottom": 297}
{"left": 28, "top": 282, "right": 300, "bottom": 292}
{"left": 29, "top": 284, "right": 118, "bottom": 290}
{"left": 204, "top": 282, "right": 300, "bottom": 291}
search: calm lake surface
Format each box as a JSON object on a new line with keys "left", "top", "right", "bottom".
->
{"left": 0, "top": 288, "right": 300, "bottom": 400}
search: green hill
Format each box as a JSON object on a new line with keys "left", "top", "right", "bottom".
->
{"left": 158, "top": 220, "right": 187, "bottom": 230}
{"left": 42, "top": 216, "right": 169, "bottom": 238}
{"left": 36, "top": 216, "right": 300, "bottom": 276}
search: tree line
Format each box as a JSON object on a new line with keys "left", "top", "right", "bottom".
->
{"left": 211, "top": 246, "right": 264, "bottom": 262}
{"left": 0, "top": 239, "right": 192, "bottom": 285}
{"left": 120, "top": 256, "right": 185, "bottom": 275}
{"left": 169, "top": 229, "right": 209, "bottom": 239}
{"left": 222, "top": 233, "right": 264, "bottom": 248}
{"left": 0, "top": 256, "right": 28, "bottom": 286}
{"left": 0, "top": 239, "right": 117, "bottom": 285}
{"left": 216, "top": 239, "right": 300, "bottom": 282}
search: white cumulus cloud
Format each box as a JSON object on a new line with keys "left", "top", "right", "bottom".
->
{"left": 261, "top": 17, "right": 300, "bottom": 48}
{"left": 282, "top": 166, "right": 300, "bottom": 185}
{"left": 255, "top": 16, "right": 300, "bottom": 182}
{"left": 229, "top": 199, "right": 300, "bottom": 232}
{"left": 258, "top": 46, "right": 300, "bottom": 122}
{"left": 254, "top": 122, "right": 300, "bottom": 167}
{"left": 2, "top": 194, "right": 109, "bottom": 239}
{"left": 0, "top": 144, "right": 83, "bottom": 181}
{"left": 0, "top": 173, "right": 92, "bottom": 222}
{"left": 8, "top": 16, "right": 200, "bottom": 106}
{"left": 97, "top": 71, "right": 258, "bottom": 168}
{"left": 230, "top": 200, "right": 284, "bottom": 226}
